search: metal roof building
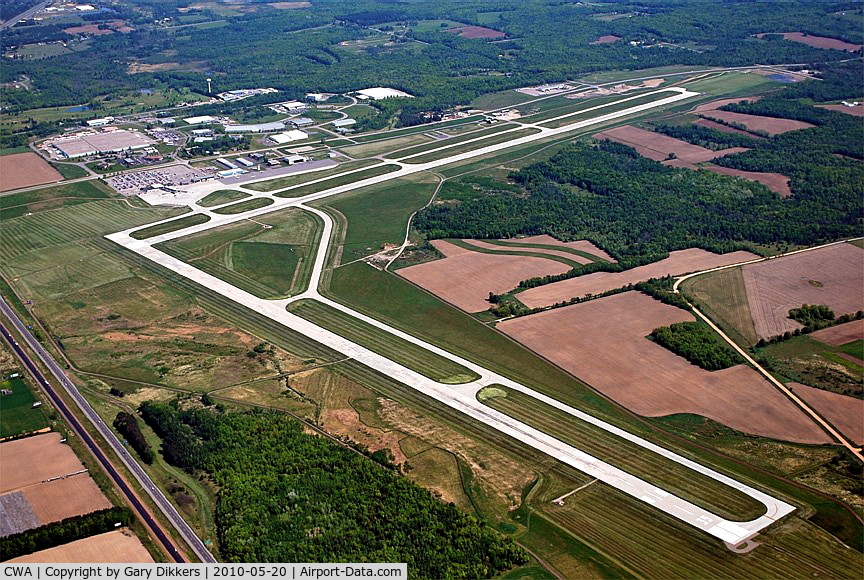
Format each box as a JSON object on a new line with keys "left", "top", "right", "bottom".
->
{"left": 223, "top": 122, "right": 286, "bottom": 133}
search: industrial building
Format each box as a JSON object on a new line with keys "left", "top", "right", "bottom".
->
{"left": 183, "top": 115, "right": 218, "bottom": 125}
{"left": 223, "top": 121, "right": 286, "bottom": 133}
{"left": 217, "top": 168, "right": 246, "bottom": 178}
{"left": 331, "top": 118, "right": 357, "bottom": 128}
{"left": 236, "top": 157, "right": 255, "bottom": 167}
{"left": 270, "top": 130, "right": 309, "bottom": 144}
{"left": 290, "top": 117, "right": 315, "bottom": 128}
{"left": 87, "top": 117, "right": 115, "bottom": 127}
{"left": 355, "top": 87, "right": 413, "bottom": 100}
{"left": 216, "top": 158, "right": 239, "bottom": 169}
{"left": 48, "top": 130, "right": 155, "bottom": 159}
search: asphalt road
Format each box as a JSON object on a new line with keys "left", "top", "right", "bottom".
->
{"left": 0, "top": 297, "right": 217, "bottom": 563}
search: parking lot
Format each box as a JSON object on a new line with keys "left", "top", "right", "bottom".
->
{"left": 107, "top": 164, "right": 211, "bottom": 195}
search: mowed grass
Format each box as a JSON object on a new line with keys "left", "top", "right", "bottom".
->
{"left": 211, "top": 197, "right": 274, "bottom": 214}
{"left": 244, "top": 160, "right": 381, "bottom": 192}
{"left": 0, "top": 181, "right": 113, "bottom": 220}
{"left": 196, "top": 190, "right": 251, "bottom": 208}
{"left": 483, "top": 387, "right": 766, "bottom": 521}
{"left": 129, "top": 213, "right": 210, "bottom": 240}
{"left": 319, "top": 174, "right": 440, "bottom": 263}
{"left": 400, "top": 128, "right": 542, "bottom": 164}
{"left": 157, "top": 208, "right": 321, "bottom": 299}
{"left": 384, "top": 124, "right": 519, "bottom": 160}
{"left": 539, "top": 92, "right": 679, "bottom": 128}
{"left": 0, "top": 378, "right": 49, "bottom": 438}
{"left": 683, "top": 267, "right": 759, "bottom": 346}
{"left": 287, "top": 299, "right": 480, "bottom": 384}
{"left": 274, "top": 164, "right": 402, "bottom": 198}
{"left": 351, "top": 116, "right": 485, "bottom": 143}
{"left": 338, "top": 133, "right": 435, "bottom": 159}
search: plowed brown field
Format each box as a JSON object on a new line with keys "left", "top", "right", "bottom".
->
{"left": 693, "top": 118, "right": 764, "bottom": 137}
{"left": 499, "top": 292, "right": 830, "bottom": 443}
{"left": 703, "top": 165, "right": 792, "bottom": 197}
{"left": 755, "top": 32, "right": 862, "bottom": 51}
{"left": 790, "top": 383, "right": 863, "bottom": 444}
{"left": 22, "top": 475, "right": 111, "bottom": 525}
{"left": 701, "top": 111, "right": 814, "bottom": 135}
{"left": 817, "top": 103, "right": 864, "bottom": 117}
{"left": 399, "top": 239, "right": 571, "bottom": 312}
{"left": 463, "top": 239, "right": 593, "bottom": 264}
{"left": 0, "top": 153, "right": 62, "bottom": 192}
{"left": 593, "top": 125, "right": 747, "bottom": 163}
{"left": 495, "top": 234, "right": 616, "bottom": 261}
{"left": 518, "top": 248, "right": 759, "bottom": 309}
{"left": 810, "top": 319, "right": 864, "bottom": 346}
{"left": 7, "top": 529, "right": 153, "bottom": 563}
{"left": 742, "top": 243, "right": 864, "bottom": 339}
{"left": 0, "top": 433, "right": 85, "bottom": 493}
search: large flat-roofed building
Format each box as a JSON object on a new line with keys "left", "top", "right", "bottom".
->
{"left": 223, "top": 121, "right": 286, "bottom": 133}
{"left": 331, "top": 118, "right": 357, "bottom": 128}
{"left": 86, "top": 117, "right": 115, "bottom": 127}
{"left": 355, "top": 87, "right": 413, "bottom": 100}
{"left": 183, "top": 115, "right": 218, "bottom": 125}
{"left": 270, "top": 130, "right": 309, "bottom": 144}
{"left": 290, "top": 117, "right": 315, "bottom": 128}
{"left": 50, "top": 130, "right": 155, "bottom": 159}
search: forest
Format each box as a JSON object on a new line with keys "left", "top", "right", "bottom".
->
{"left": 649, "top": 322, "right": 743, "bottom": 371}
{"left": 113, "top": 411, "right": 154, "bottom": 465}
{"left": 139, "top": 402, "right": 527, "bottom": 576}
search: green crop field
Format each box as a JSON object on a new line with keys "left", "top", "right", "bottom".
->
{"left": 243, "top": 160, "right": 382, "bottom": 193}
{"left": 384, "top": 124, "right": 519, "bottom": 160}
{"left": 400, "top": 128, "right": 542, "bottom": 164}
{"left": 211, "top": 197, "right": 274, "bottom": 214}
{"left": 129, "top": 213, "right": 211, "bottom": 240}
{"left": 197, "top": 190, "right": 251, "bottom": 208}
{"left": 0, "top": 181, "right": 113, "bottom": 221}
{"left": 683, "top": 267, "right": 760, "bottom": 346}
{"left": 50, "top": 163, "right": 88, "bottom": 179}
{"left": 288, "top": 299, "right": 480, "bottom": 384}
{"left": 0, "top": 377, "right": 48, "bottom": 438}
{"left": 157, "top": 208, "right": 321, "bottom": 299}
{"left": 317, "top": 174, "right": 439, "bottom": 262}
{"left": 274, "top": 164, "right": 402, "bottom": 198}
{"left": 481, "top": 387, "right": 766, "bottom": 521}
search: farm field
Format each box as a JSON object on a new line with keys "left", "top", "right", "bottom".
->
{"left": 447, "top": 25, "right": 505, "bottom": 39}
{"left": 817, "top": 103, "right": 864, "bottom": 117}
{"left": 287, "top": 299, "right": 479, "bottom": 384}
{"left": 398, "top": 239, "right": 571, "bottom": 312}
{"left": 811, "top": 319, "right": 864, "bottom": 346}
{"left": 6, "top": 529, "right": 154, "bottom": 563}
{"left": 790, "top": 383, "right": 863, "bottom": 444}
{"left": 693, "top": 117, "right": 764, "bottom": 137}
{"left": 17, "top": 475, "right": 112, "bottom": 529}
{"left": 129, "top": 213, "right": 209, "bottom": 240}
{"left": 757, "top": 335, "right": 862, "bottom": 399}
{"left": 457, "top": 239, "right": 594, "bottom": 266}
{"left": 741, "top": 243, "right": 864, "bottom": 339}
{"left": 243, "top": 159, "right": 380, "bottom": 192}
{"left": 0, "top": 433, "right": 87, "bottom": 493}
{"left": 518, "top": 248, "right": 759, "bottom": 309}
{"left": 0, "top": 377, "right": 48, "bottom": 438}
{"left": 158, "top": 208, "right": 321, "bottom": 299}
{"left": 702, "top": 165, "right": 792, "bottom": 197}
{"left": 700, "top": 110, "right": 814, "bottom": 135}
{"left": 211, "top": 197, "right": 274, "bottom": 214}
{"left": 482, "top": 386, "right": 767, "bottom": 521}
{"left": 499, "top": 291, "right": 830, "bottom": 443}
{"left": 196, "top": 190, "right": 250, "bottom": 207}
{"left": 0, "top": 153, "right": 63, "bottom": 192}
{"left": 489, "top": 235, "right": 616, "bottom": 262}
{"left": 593, "top": 124, "right": 748, "bottom": 163}
{"left": 754, "top": 32, "right": 862, "bottom": 51}
{"left": 683, "top": 266, "right": 760, "bottom": 346}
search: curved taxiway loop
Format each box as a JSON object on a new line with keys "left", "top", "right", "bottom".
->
{"left": 107, "top": 87, "right": 800, "bottom": 548}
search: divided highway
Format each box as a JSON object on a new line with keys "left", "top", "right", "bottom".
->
{"left": 0, "top": 297, "right": 217, "bottom": 563}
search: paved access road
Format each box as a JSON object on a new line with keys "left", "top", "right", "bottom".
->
{"left": 0, "top": 297, "right": 217, "bottom": 563}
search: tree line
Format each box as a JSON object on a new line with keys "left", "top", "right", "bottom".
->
{"left": 649, "top": 322, "right": 744, "bottom": 371}
{"left": 113, "top": 411, "right": 154, "bottom": 465}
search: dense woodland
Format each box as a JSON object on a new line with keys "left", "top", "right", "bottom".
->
{"left": 140, "top": 402, "right": 527, "bottom": 575}
{"left": 113, "top": 411, "right": 154, "bottom": 464}
{"left": 1, "top": 0, "right": 862, "bottom": 144}
{"left": 649, "top": 321, "right": 743, "bottom": 370}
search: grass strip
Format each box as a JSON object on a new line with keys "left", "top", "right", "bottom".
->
{"left": 274, "top": 164, "right": 401, "bottom": 198}
{"left": 244, "top": 160, "right": 381, "bottom": 193}
{"left": 211, "top": 197, "right": 274, "bottom": 215}
{"left": 129, "top": 214, "right": 210, "bottom": 240}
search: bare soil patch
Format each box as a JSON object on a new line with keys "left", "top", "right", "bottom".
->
{"left": 0, "top": 433, "right": 85, "bottom": 493}
{"left": 701, "top": 111, "right": 814, "bottom": 135}
{"left": 496, "top": 234, "right": 616, "bottom": 262}
{"left": 591, "top": 34, "right": 621, "bottom": 44}
{"left": 593, "top": 125, "right": 747, "bottom": 163}
{"left": 518, "top": 248, "right": 759, "bottom": 309}
{"left": 817, "top": 103, "right": 864, "bottom": 117}
{"left": 268, "top": 1, "right": 311, "bottom": 8}
{"left": 7, "top": 529, "right": 153, "bottom": 563}
{"left": 464, "top": 239, "right": 593, "bottom": 264}
{"left": 399, "top": 239, "right": 571, "bottom": 312}
{"left": 499, "top": 292, "right": 830, "bottom": 443}
{"left": 810, "top": 320, "right": 864, "bottom": 346}
{"left": 22, "top": 475, "right": 111, "bottom": 525}
{"left": 755, "top": 32, "right": 862, "bottom": 51}
{"left": 790, "top": 383, "right": 863, "bottom": 444}
{"left": 447, "top": 25, "right": 505, "bottom": 39}
{"left": 693, "top": 97, "right": 760, "bottom": 114}
{"left": 693, "top": 118, "right": 764, "bottom": 138}
{"left": 0, "top": 153, "right": 62, "bottom": 192}
{"left": 702, "top": 165, "right": 792, "bottom": 197}
{"left": 63, "top": 24, "right": 113, "bottom": 36}
{"left": 127, "top": 61, "right": 209, "bottom": 74}
{"left": 742, "top": 244, "right": 864, "bottom": 339}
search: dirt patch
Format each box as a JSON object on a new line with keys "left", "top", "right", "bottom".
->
{"left": 464, "top": 239, "right": 593, "bottom": 265}
{"left": 742, "top": 244, "right": 864, "bottom": 339}
{"left": 790, "top": 383, "right": 863, "bottom": 444}
{"left": 0, "top": 433, "right": 85, "bottom": 493}
{"left": 268, "top": 1, "right": 311, "bottom": 8}
{"left": 701, "top": 111, "right": 814, "bottom": 135}
{"left": 693, "top": 118, "right": 764, "bottom": 138}
{"left": 693, "top": 97, "right": 760, "bottom": 114}
{"left": 817, "top": 103, "right": 864, "bottom": 117}
{"left": 518, "top": 248, "right": 759, "bottom": 309}
{"left": 0, "top": 153, "right": 62, "bottom": 192}
{"left": 495, "top": 234, "right": 617, "bottom": 262}
{"left": 22, "top": 474, "right": 111, "bottom": 525}
{"left": 755, "top": 32, "right": 862, "bottom": 51}
{"left": 7, "top": 529, "right": 153, "bottom": 563}
{"left": 447, "top": 26, "right": 505, "bottom": 39}
{"left": 593, "top": 125, "right": 748, "bottom": 163}
{"left": 320, "top": 406, "right": 408, "bottom": 465}
{"left": 591, "top": 34, "right": 620, "bottom": 44}
{"left": 399, "top": 239, "right": 571, "bottom": 312}
{"left": 702, "top": 165, "right": 792, "bottom": 197}
{"left": 126, "top": 61, "right": 209, "bottom": 74}
{"left": 63, "top": 24, "right": 113, "bottom": 36}
{"left": 810, "top": 320, "right": 864, "bottom": 346}
{"left": 499, "top": 292, "right": 830, "bottom": 443}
